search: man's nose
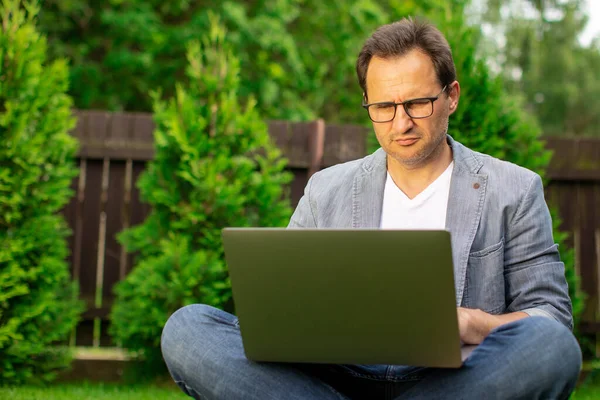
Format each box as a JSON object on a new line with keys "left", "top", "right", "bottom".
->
{"left": 391, "top": 105, "right": 414, "bottom": 134}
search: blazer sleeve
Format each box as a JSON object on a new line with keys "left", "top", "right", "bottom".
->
{"left": 504, "top": 173, "right": 573, "bottom": 329}
{"left": 288, "top": 175, "right": 318, "bottom": 228}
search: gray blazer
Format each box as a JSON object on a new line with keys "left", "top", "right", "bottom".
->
{"left": 288, "top": 136, "right": 573, "bottom": 329}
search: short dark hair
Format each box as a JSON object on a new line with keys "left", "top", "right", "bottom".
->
{"left": 356, "top": 18, "right": 456, "bottom": 99}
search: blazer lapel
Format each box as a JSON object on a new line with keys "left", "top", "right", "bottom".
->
{"left": 352, "top": 149, "right": 387, "bottom": 228}
{"left": 445, "top": 137, "right": 487, "bottom": 305}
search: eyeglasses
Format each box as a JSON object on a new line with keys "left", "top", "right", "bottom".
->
{"left": 362, "top": 86, "right": 447, "bottom": 123}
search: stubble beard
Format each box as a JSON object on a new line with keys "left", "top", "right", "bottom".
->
{"left": 386, "top": 121, "right": 449, "bottom": 169}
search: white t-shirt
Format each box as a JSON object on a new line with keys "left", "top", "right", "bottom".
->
{"left": 380, "top": 162, "right": 454, "bottom": 229}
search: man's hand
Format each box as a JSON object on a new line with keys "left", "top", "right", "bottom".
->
{"left": 457, "top": 307, "right": 529, "bottom": 344}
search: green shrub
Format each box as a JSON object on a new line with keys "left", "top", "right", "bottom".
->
{"left": 37, "top": 1, "right": 393, "bottom": 123}
{"left": 37, "top": 1, "right": 316, "bottom": 120}
{"left": 109, "top": 15, "right": 293, "bottom": 373}
{"left": 110, "top": 235, "right": 226, "bottom": 376}
{"left": 0, "top": 0, "right": 82, "bottom": 385}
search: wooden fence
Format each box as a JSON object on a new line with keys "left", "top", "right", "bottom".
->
{"left": 62, "top": 110, "right": 600, "bottom": 348}
{"left": 544, "top": 138, "right": 600, "bottom": 343}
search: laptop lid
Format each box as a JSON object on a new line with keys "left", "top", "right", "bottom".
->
{"left": 222, "top": 228, "right": 463, "bottom": 368}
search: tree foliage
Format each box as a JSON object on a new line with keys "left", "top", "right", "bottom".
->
{"left": 109, "top": 15, "right": 293, "bottom": 372}
{"left": 477, "top": 0, "right": 600, "bottom": 136}
{"left": 39, "top": 1, "right": 317, "bottom": 119}
{"left": 35, "top": 1, "right": 415, "bottom": 122}
{"left": 0, "top": 0, "right": 82, "bottom": 385}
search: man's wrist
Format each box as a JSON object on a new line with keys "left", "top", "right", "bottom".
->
{"left": 484, "top": 311, "right": 529, "bottom": 336}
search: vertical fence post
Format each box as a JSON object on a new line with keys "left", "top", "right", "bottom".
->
{"left": 307, "top": 119, "right": 325, "bottom": 178}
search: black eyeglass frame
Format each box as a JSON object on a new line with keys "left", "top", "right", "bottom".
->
{"left": 362, "top": 85, "right": 448, "bottom": 122}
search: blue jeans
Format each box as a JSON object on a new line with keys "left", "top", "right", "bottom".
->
{"left": 161, "top": 304, "right": 582, "bottom": 399}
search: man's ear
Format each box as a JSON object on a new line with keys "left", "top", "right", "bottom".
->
{"left": 448, "top": 81, "right": 460, "bottom": 115}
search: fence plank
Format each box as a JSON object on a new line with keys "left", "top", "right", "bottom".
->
{"left": 578, "top": 183, "right": 598, "bottom": 323}
{"left": 63, "top": 164, "right": 80, "bottom": 278}
{"left": 103, "top": 161, "right": 127, "bottom": 302}
{"left": 323, "top": 124, "right": 368, "bottom": 167}
{"left": 289, "top": 168, "right": 309, "bottom": 209}
{"left": 99, "top": 113, "right": 135, "bottom": 160}
{"left": 125, "top": 161, "right": 152, "bottom": 274}
{"left": 78, "top": 111, "right": 111, "bottom": 159}
{"left": 92, "top": 158, "right": 111, "bottom": 347}
{"left": 120, "top": 160, "right": 133, "bottom": 280}
{"left": 268, "top": 120, "right": 316, "bottom": 167}
{"left": 596, "top": 184, "right": 600, "bottom": 311}
{"left": 546, "top": 182, "right": 577, "bottom": 250}
{"left": 78, "top": 160, "right": 104, "bottom": 309}
{"left": 308, "top": 119, "right": 325, "bottom": 178}
{"left": 546, "top": 137, "right": 600, "bottom": 181}
{"left": 128, "top": 113, "right": 155, "bottom": 160}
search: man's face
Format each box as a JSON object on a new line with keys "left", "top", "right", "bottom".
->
{"left": 365, "top": 50, "right": 459, "bottom": 167}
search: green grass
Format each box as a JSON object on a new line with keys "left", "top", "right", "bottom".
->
{"left": 0, "top": 382, "right": 189, "bottom": 400}
{"left": 2, "top": 372, "right": 600, "bottom": 399}
{"left": 572, "top": 369, "right": 600, "bottom": 400}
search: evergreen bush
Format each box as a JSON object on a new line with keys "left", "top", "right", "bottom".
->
{"left": 109, "top": 15, "right": 293, "bottom": 373}
{"left": 0, "top": 0, "right": 82, "bottom": 385}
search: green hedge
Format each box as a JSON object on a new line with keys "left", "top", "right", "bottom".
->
{"left": 0, "top": 0, "right": 83, "bottom": 385}
{"left": 109, "top": 15, "right": 293, "bottom": 374}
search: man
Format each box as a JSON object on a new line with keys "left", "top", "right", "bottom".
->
{"left": 161, "top": 18, "right": 582, "bottom": 399}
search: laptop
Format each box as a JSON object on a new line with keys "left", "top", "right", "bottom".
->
{"left": 222, "top": 228, "right": 476, "bottom": 368}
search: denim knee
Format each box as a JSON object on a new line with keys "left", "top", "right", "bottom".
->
{"left": 161, "top": 304, "right": 230, "bottom": 375}
{"left": 509, "top": 316, "right": 582, "bottom": 390}
{"left": 519, "top": 317, "right": 581, "bottom": 362}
